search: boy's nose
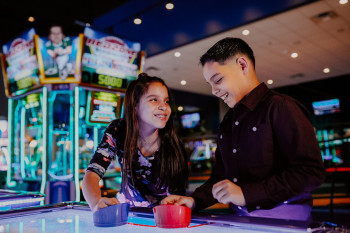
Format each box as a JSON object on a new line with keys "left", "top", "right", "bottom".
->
{"left": 212, "top": 86, "right": 219, "bottom": 96}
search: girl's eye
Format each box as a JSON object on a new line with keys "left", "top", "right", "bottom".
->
{"left": 150, "top": 98, "right": 157, "bottom": 102}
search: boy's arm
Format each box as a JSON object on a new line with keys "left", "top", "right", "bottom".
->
{"left": 190, "top": 147, "right": 226, "bottom": 211}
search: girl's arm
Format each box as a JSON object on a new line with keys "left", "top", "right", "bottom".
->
{"left": 82, "top": 171, "right": 119, "bottom": 212}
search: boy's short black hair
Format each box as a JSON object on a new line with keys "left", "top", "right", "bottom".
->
{"left": 200, "top": 37, "right": 255, "bottom": 69}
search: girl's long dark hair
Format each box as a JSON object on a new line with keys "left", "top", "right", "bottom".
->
{"left": 122, "top": 73, "right": 187, "bottom": 193}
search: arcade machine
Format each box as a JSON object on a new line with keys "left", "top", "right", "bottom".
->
{"left": 1, "top": 27, "right": 144, "bottom": 204}
{"left": 312, "top": 98, "right": 349, "bottom": 167}
{"left": 1, "top": 28, "right": 45, "bottom": 194}
{"left": 75, "top": 27, "right": 144, "bottom": 201}
{"left": 178, "top": 111, "right": 217, "bottom": 193}
{"left": 0, "top": 118, "right": 9, "bottom": 188}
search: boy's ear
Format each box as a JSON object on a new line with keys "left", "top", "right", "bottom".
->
{"left": 237, "top": 57, "right": 249, "bottom": 74}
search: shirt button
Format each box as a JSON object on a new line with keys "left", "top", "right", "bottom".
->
{"left": 283, "top": 201, "right": 288, "bottom": 204}
{"left": 233, "top": 178, "right": 237, "bottom": 182}
{"left": 238, "top": 206, "right": 242, "bottom": 210}
{"left": 252, "top": 127, "right": 257, "bottom": 131}
{"left": 256, "top": 205, "right": 260, "bottom": 210}
{"left": 220, "top": 135, "right": 223, "bottom": 139}
{"left": 232, "top": 149, "right": 237, "bottom": 153}
{"left": 235, "top": 121, "right": 239, "bottom": 125}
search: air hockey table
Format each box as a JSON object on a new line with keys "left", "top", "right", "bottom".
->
{"left": 0, "top": 189, "right": 44, "bottom": 211}
{"left": 0, "top": 202, "right": 348, "bottom": 233}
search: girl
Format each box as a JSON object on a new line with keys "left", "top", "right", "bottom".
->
{"left": 82, "top": 73, "right": 188, "bottom": 212}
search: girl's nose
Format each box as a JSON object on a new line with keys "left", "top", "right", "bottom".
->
{"left": 158, "top": 104, "right": 166, "bottom": 110}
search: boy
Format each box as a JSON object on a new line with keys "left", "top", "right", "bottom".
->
{"left": 162, "top": 38, "right": 325, "bottom": 221}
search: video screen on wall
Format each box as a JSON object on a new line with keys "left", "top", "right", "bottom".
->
{"left": 312, "top": 98, "right": 340, "bottom": 116}
{"left": 181, "top": 112, "right": 201, "bottom": 129}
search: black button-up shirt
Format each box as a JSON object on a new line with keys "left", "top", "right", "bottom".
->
{"left": 191, "top": 83, "right": 325, "bottom": 212}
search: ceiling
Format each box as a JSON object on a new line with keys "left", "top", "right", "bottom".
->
{"left": 0, "top": 0, "right": 350, "bottom": 98}
{"left": 143, "top": 0, "right": 350, "bottom": 95}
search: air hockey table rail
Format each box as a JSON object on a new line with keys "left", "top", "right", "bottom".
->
{"left": 0, "top": 189, "right": 45, "bottom": 211}
{"left": 0, "top": 202, "right": 349, "bottom": 233}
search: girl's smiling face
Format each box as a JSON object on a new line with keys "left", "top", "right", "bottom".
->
{"left": 136, "top": 82, "right": 171, "bottom": 132}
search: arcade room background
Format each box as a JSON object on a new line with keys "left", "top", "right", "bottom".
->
{"left": 0, "top": 0, "right": 349, "bottom": 226}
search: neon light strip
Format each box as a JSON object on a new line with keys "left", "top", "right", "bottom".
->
{"left": 1, "top": 147, "right": 10, "bottom": 170}
{"left": 326, "top": 167, "right": 350, "bottom": 172}
{"left": 69, "top": 91, "right": 74, "bottom": 176}
{"left": 74, "top": 34, "right": 84, "bottom": 81}
{"left": 187, "top": 223, "right": 211, "bottom": 228}
{"left": 120, "top": 99, "right": 124, "bottom": 118}
{"left": 85, "top": 91, "right": 93, "bottom": 126}
{"left": 6, "top": 99, "right": 16, "bottom": 187}
{"left": 0, "top": 197, "right": 45, "bottom": 207}
{"left": 20, "top": 107, "right": 25, "bottom": 178}
{"left": 40, "top": 87, "right": 48, "bottom": 196}
{"left": 94, "top": 127, "right": 98, "bottom": 152}
{"left": 127, "top": 223, "right": 156, "bottom": 227}
{"left": 47, "top": 92, "right": 55, "bottom": 175}
{"left": 74, "top": 87, "right": 80, "bottom": 201}
{"left": 127, "top": 222, "right": 210, "bottom": 228}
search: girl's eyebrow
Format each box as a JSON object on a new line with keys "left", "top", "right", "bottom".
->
{"left": 145, "top": 94, "right": 158, "bottom": 98}
{"left": 145, "top": 94, "right": 169, "bottom": 99}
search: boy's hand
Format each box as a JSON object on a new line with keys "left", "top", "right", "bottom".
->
{"left": 212, "top": 179, "right": 246, "bottom": 206}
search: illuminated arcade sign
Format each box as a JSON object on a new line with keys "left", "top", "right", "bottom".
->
{"left": 81, "top": 28, "right": 141, "bottom": 90}
{"left": 86, "top": 91, "right": 122, "bottom": 125}
{"left": 0, "top": 28, "right": 42, "bottom": 97}
{"left": 35, "top": 26, "right": 83, "bottom": 84}
{"left": 81, "top": 72, "right": 127, "bottom": 89}
{"left": 24, "top": 93, "right": 41, "bottom": 109}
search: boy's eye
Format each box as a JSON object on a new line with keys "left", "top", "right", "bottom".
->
{"left": 215, "top": 77, "right": 223, "bottom": 84}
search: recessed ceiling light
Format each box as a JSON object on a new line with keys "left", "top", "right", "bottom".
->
{"left": 242, "top": 29, "right": 250, "bottom": 36}
{"left": 323, "top": 68, "right": 330, "bottom": 73}
{"left": 339, "top": 0, "right": 348, "bottom": 4}
{"left": 166, "top": 1, "right": 174, "bottom": 10}
{"left": 28, "top": 16, "right": 34, "bottom": 22}
{"left": 174, "top": 52, "right": 181, "bottom": 57}
{"left": 267, "top": 79, "right": 274, "bottom": 85}
{"left": 180, "top": 80, "right": 186, "bottom": 85}
{"left": 290, "top": 52, "right": 298, "bottom": 58}
{"left": 177, "top": 106, "right": 183, "bottom": 111}
{"left": 134, "top": 16, "right": 142, "bottom": 25}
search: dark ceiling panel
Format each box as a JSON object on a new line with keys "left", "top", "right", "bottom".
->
{"left": 93, "top": 0, "right": 317, "bottom": 56}
{"left": 1, "top": 0, "right": 315, "bottom": 54}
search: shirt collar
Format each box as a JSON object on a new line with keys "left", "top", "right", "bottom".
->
{"left": 238, "top": 82, "right": 269, "bottom": 111}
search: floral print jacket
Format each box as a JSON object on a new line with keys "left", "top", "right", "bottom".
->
{"left": 86, "top": 118, "right": 187, "bottom": 207}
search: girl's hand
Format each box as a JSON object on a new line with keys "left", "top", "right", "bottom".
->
{"left": 92, "top": 197, "right": 119, "bottom": 212}
{"left": 161, "top": 195, "right": 195, "bottom": 210}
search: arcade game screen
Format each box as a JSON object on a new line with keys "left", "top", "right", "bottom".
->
{"left": 86, "top": 91, "right": 122, "bottom": 125}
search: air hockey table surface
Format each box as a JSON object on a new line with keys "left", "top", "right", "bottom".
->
{"left": 0, "top": 202, "right": 347, "bottom": 233}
